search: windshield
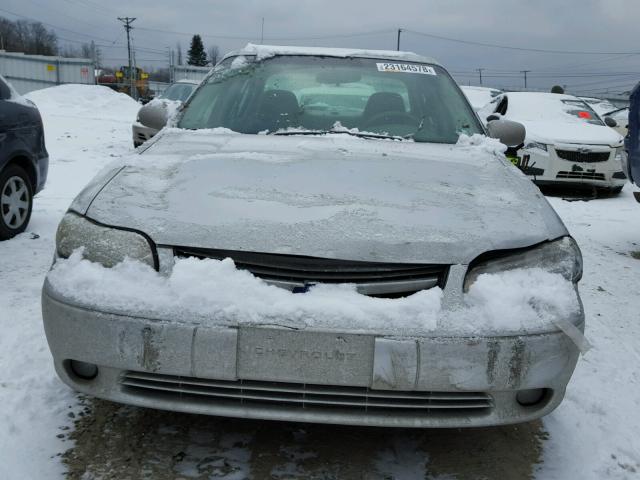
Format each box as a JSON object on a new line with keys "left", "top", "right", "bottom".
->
{"left": 160, "top": 82, "right": 197, "bottom": 102}
{"left": 582, "top": 98, "right": 617, "bottom": 116}
{"left": 178, "top": 55, "right": 483, "bottom": 143}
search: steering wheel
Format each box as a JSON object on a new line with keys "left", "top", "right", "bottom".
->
{"left": 363, "top": 111, "right": 420, "bottom": 129}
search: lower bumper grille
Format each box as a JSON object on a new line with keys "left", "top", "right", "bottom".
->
{"left": 556, "top": 150, "right": 610, "bottom": 163}
{"left": 121, "top": 371, "right": 493, "bottom": 414}
{"left": 556, "top": 171, "right": 606, "bottom": 181}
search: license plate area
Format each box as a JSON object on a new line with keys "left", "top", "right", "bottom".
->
{"left": 237, "top": 327, "right": 374, "bottom": 386}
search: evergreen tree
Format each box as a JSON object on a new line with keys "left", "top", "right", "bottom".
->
{"left": 187, "top": 35, "right": 207, "bottom": 66}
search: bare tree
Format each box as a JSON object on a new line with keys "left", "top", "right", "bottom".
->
{"left": 0, "top": 16, "right": 57, "bottom": 55}
{"left": 207, "top": 45, "right": 220, "bottom": 66}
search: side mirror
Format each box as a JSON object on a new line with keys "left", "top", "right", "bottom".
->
{"left": 604, "top": 116, "right": 618, "bottom": 128}
{"left": 137, "top": 102, "right": 169, "bottom": 130}
{"left": 486, "top": 113, "right": 502, "bottom": 122}
{"left": 486, "top": 119, "right": 526, "bottom": 148}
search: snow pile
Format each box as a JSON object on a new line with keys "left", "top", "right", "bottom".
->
{"left": 163, "top": 126, "right": 239, "bottom": 136}
{"left": 47, "top": 251, "right": 580, "bottom": 336}
{"left": 48, "top": 251, "right": 443, "bottom": 332}
{"left": 456, "top": 133, "right": 507, "bottom": 156}
{"left": 459, "top": 267, "right": 584, "bottom": 345}
{"left": 26, "top": 84, "right": 140, "bottom": 121}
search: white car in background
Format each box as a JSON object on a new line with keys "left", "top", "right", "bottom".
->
{"left": 479, "top": 92, "right": 627, "bottom": 193}
{"left": 581, "top": 97, "right": 629, "bottom": 137}
{"left": 460, "top": 86, "right": 502, "bottom": 112}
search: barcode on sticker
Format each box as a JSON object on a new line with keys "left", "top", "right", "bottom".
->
{"left": 376, "top": 63, "right": 436, "bottom": 75}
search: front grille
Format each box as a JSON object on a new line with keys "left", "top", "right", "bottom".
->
{"left": 174, "top": 247, "right": 449, "bottom": 297}
{"left": 556, "top": 149, "right": 610, "bottom": 163}
{"left": 121, "top": 371, "right": 493, "bottom": 414}
{"left": 556, "top": 171, "right": 606, "bottom": 181}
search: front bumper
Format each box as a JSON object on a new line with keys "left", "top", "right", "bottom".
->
{"left": 42, "top": 281, "right": 583, "bottom": 428}
{"left": 520, "top": 146, "right": 626, "bottom": 189}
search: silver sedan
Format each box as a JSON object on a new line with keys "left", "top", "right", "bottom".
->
{"left": 43, "top": 45, "right": 584, "bottom": 428}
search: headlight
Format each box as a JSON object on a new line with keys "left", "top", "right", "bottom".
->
{"left": 464, "top": 237, "right": 582, "bottom": 292}
{"left": 615, "top": 147, "right": 626, "bottom": 163}
{"left": 56, "top": 212, "right": 156, "bottom": 269}
{"left": 524, "top": 141, "right": 548, "bottom": 152}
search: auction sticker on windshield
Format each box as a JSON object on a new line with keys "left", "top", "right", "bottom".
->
{"left": 376, "top": 63, "right": 436, "bottom": 75}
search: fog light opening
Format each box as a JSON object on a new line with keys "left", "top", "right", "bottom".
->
{"left": 69, "top": 360, "right": 99, "bottom": 380}
{"left": 516, "top": 388, "right": 547, "bottom": 407}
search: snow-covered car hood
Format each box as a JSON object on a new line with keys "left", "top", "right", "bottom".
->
{"left": 73, "top": 130, "right": 567, "bottom": 265}
{"left": 518, "top": 120, "right": 623, "bottom": 146}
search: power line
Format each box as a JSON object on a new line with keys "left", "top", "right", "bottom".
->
{"left": 25, "top": 0, "right": 120, "bottom": 36}
{"left": 135, "top": 25, "right": 395, "bottom": 41}
{"left": 450, "top": 70, "right": 640, "bottom": 78}
{"left": 534, "top": 53, "right": 640, "bottom": 73}
{"left": 0, "top": 6, "right": 167, "bottom": 54}
{"left": 403, "top": 28, "right": 640, "bottom": 55}
{"left": 60, "top": 0, "right": 117, "bottom": 16}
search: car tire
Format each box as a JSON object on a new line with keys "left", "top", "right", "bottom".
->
{"left": 0, "top": 164, "right": 34, "bottom": 240}
{"left": 609, "top": 186, "right": 624, "bottom": 196}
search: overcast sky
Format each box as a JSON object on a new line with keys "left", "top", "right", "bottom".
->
{"left": 3, "top": 0, "right": 640, "bottom": 95}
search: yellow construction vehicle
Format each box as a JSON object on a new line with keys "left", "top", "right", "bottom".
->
{"left": 101, "top": 66, "right": 150, "bottom": 100}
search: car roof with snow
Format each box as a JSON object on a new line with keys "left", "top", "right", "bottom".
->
{"left": 221, "top": 43, "right": 442, "bottom": 66}
{"left": 486, "top": 91, "right": 623, "bottom": 145}
{"left": 494, "top": 91, "right": 600, "bottom": 119}
{"left": 503, "top": 91, "right": 583, "bottom": 102}
{"left": 460, "top": 86, "right": 503, "bottom": 110}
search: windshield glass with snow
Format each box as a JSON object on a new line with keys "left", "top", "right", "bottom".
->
{"left": 178, "top": 55, "right": 483, "bottom": 143}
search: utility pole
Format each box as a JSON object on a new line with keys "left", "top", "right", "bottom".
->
{"left": 476, "top": 68, "right": 484, "bottom": 86}
{"left": 521, "top": 70, "right": 530, "bottom": 90}
{"left": 396, "top": 28, "right": 402, "bottom": 51}
{"left": 168, "top": 46, "right": 174, "bottom": 84}
{"left": 260, "top": 17, "right": 265, "bottom": 44}
{"left": 118, "top": 17, "right": 137, "bottom": 100}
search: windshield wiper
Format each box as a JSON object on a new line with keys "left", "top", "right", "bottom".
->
{"left": 271, "top": 128, "right": 404, "bottom": 141}
{"left": 403, "top": 115, "right": 426, "bottom": 140}
{"left": 271, "top": 129, "right": 327, "bottom": 136}
{"left": 603, "top": 107, "right": 627, "bottom": 116}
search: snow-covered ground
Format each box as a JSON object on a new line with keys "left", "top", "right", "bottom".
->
{"left": 0, "top": 84, "right": 639, "bottom": 479}
{"left": 0, "top": 85, "right": 140, "bottom": 479}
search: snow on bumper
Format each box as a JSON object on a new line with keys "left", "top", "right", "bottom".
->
{"left": 41, "top": 278, "right": 583, "bottom": 428}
